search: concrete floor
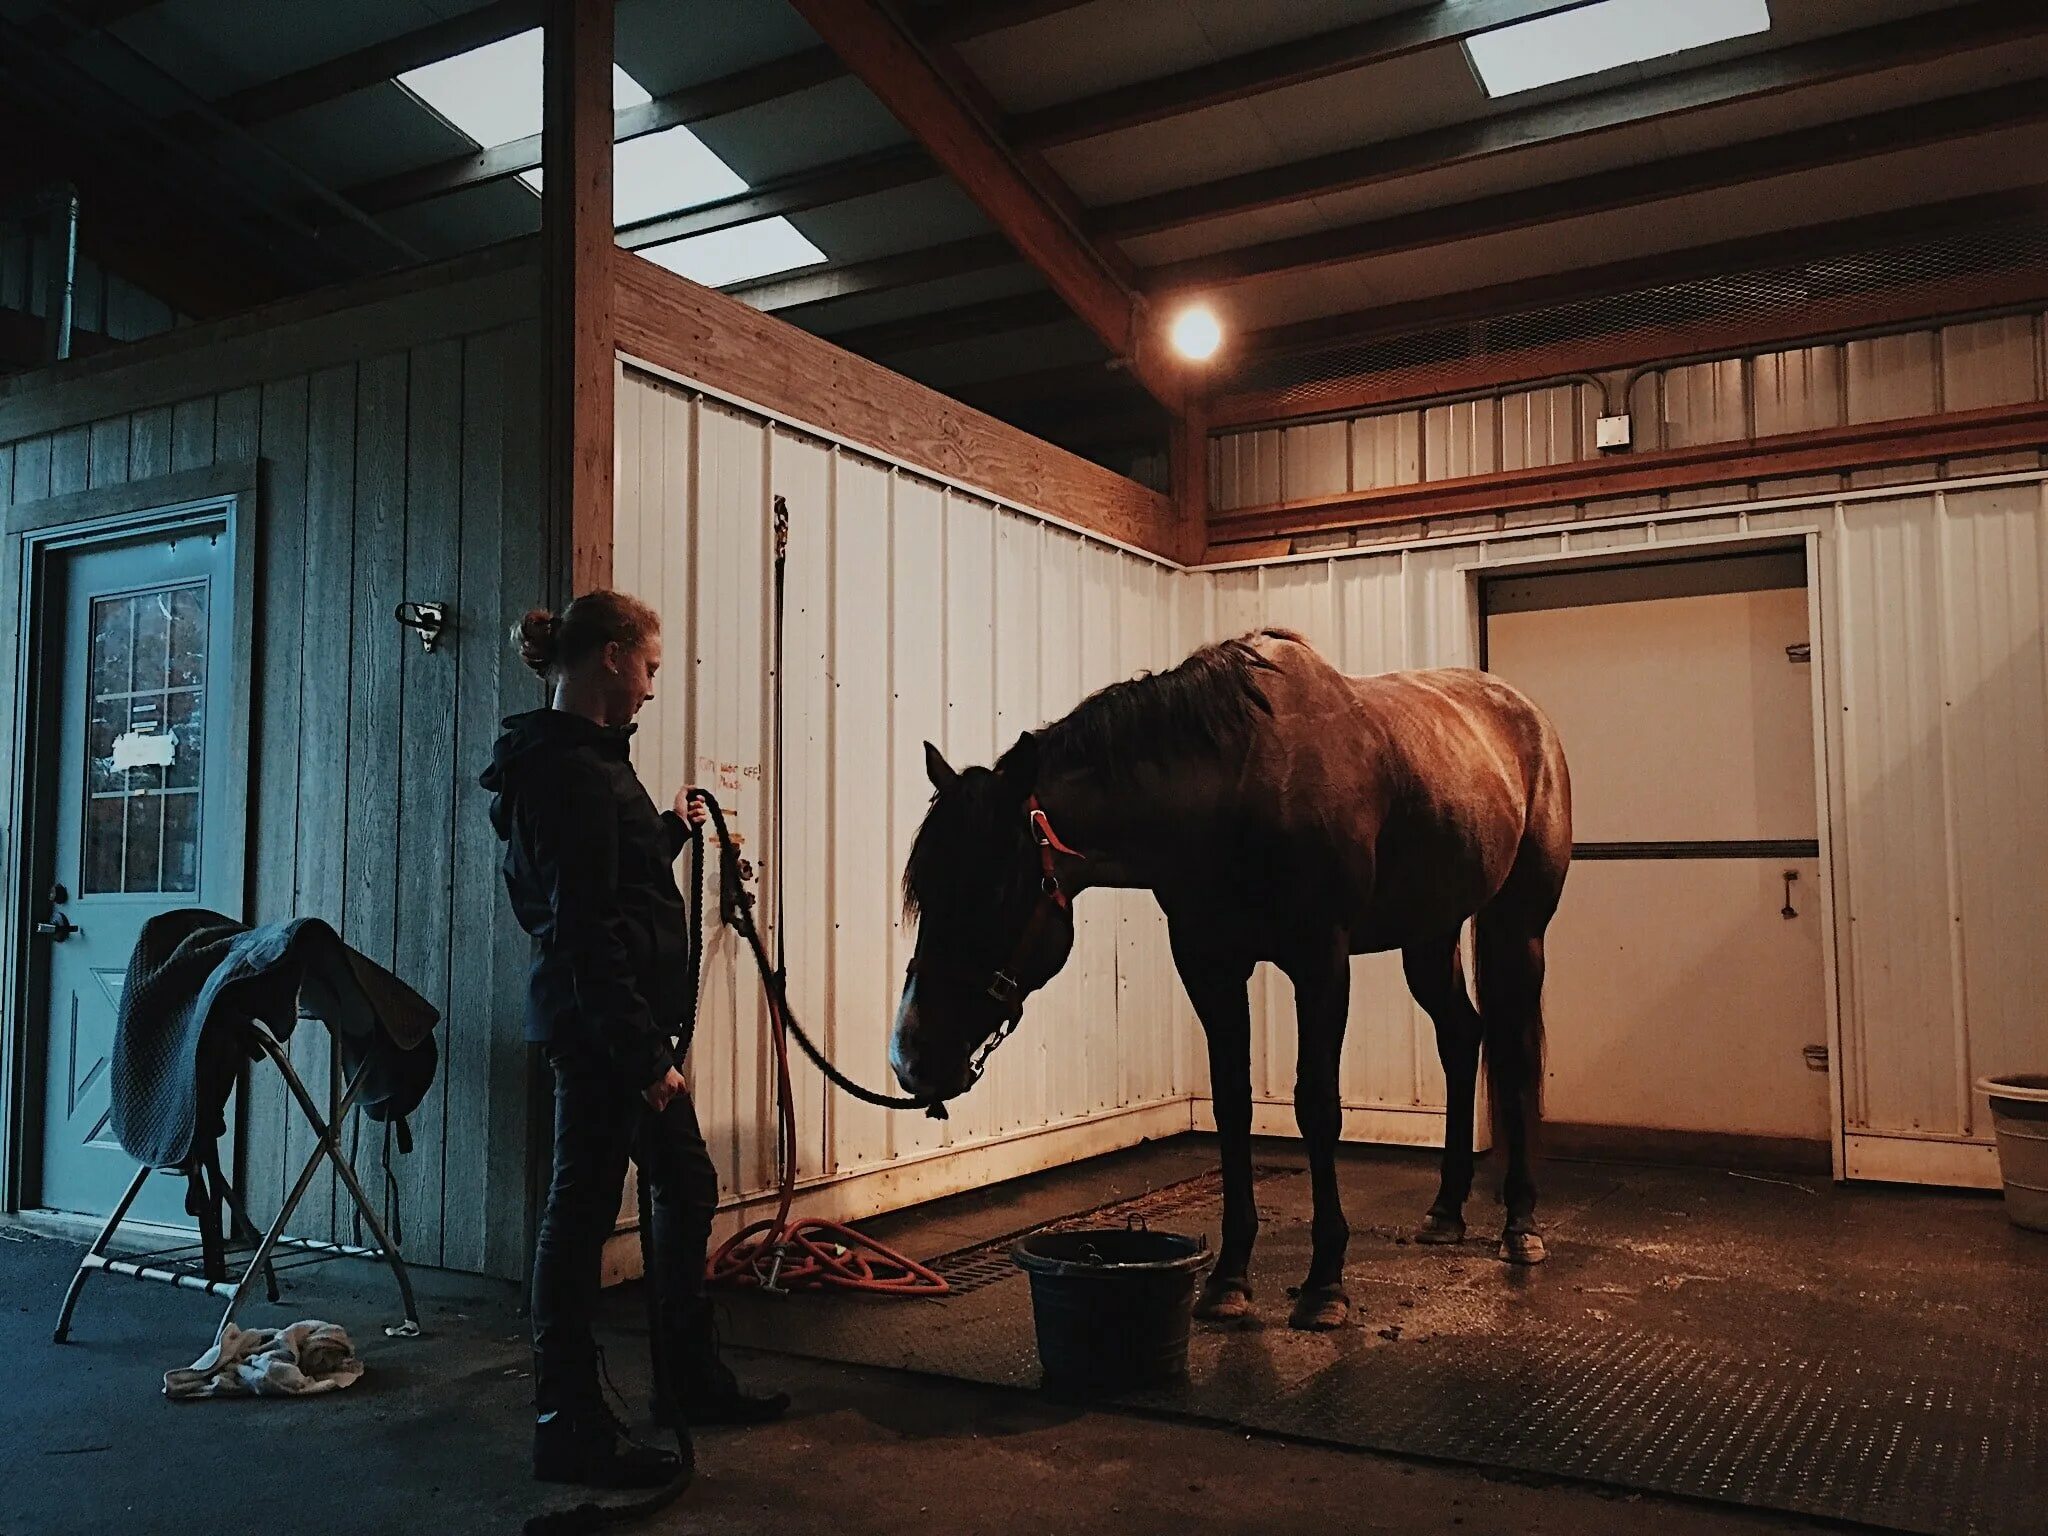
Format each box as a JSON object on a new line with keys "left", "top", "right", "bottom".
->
{"left": 0, "top": 1146, "right": 1876, "bottom": 1536}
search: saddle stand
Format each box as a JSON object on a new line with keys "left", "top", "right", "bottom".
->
{"left": 52, "top": 1015, "right": 421, "bottom": 1346}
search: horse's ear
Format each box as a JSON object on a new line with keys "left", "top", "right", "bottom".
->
{"left": 923, "top": 741, "right": 959, "bottom": 793}
{"left": 998, "top": 731, "right": 1038, "bottom": 798}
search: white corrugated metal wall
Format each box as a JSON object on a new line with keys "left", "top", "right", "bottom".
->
{"left": 1210, "top": 313, "right": 2048, "bottom": 520}
{"left": 1205, "top": 472, "right": 2048, "bottom": 1187}
{"left": 617, "top": 348, "right": 2044, "bottom": 1209}
{"left": 613, "top": 363, "right": 1195, "bottom": 1236}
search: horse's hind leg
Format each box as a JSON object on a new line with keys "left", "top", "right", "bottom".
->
{"left": 1284, "top": 941, "right": 1352, "bottom": 1331}
{"left": 1403, "top": 932, "right": 1481, "bottom": 1246}
{"left": 1476, "top": 902, "right": 1552, "bottom": 1266}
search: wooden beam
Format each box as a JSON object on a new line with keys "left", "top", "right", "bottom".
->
{"left": 1225, "top": 189, "right": 2048, "bottom": 373}
{"left": 787, "top": 0, "right": 1180, "bottom": 409}
{"left": 1149, "top": 79, "right": 2048, "bottom": 295}
{"left": 1206, "top": 400, "right": 2048, "bottom": 546}
{"left": 1170, "top": 392, "right": 1210, "bottom": 563}
{"left": 1095, "top": 0, "right": 2048, "bottom": 240}
{"left": 614, "top": 251, "right": 1178, "bottom": 558}
{"left": 1011, "top": 0, "right": 1598, "bottom": 150}
{"left": 213, "top": 0, "right": 540, "bottom": 127}
{"left": 541, "top": 0, "right": 614, "bottom": 595}
{"left": 617, "top": 147, "right": 930, "bottom": 252}
{"left": 345, "top": 46, "right": 846, "bottom": 212}
{"left": 1211, "top": 245, "right": 2048, "bottom": 431}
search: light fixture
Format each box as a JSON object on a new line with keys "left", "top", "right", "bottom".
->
{"left": 1170, "top": 304, "right": 1223, "bottom": 362}
{"left": 1465, "top": 0, "right": 1770, "bottom": 99}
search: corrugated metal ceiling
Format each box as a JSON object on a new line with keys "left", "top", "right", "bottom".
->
{"left": 3, "top": 0, "right": 2036, "bottom": 465}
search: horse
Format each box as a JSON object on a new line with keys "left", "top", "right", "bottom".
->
{"left": 891, "top": 628, "right": 1571, "bottom": 1331}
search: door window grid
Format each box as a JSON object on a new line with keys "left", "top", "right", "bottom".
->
{"left": 82, "top": 582, "right": 207, "bottom": 895}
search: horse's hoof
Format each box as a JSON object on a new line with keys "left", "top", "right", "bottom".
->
{"left": 1414, "top": 1212, "right": 1466, "bottom": 1245}
{"left": 1498, "top": 1229, "right": 1548, "bottom": 1265}
{"left": 1287, "top": 1285, "right": 1350, "bottom": 1331}
{"left": 1194, "top": 1278, "right": 1254, "bottom": 1323}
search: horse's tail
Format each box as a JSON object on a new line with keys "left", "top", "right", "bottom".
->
{"left": 1477, "top": 919, "right": 1547, "bottom": 1152}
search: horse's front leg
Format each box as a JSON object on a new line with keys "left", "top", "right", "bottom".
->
{"left": 1286, "top": 943, "right": 1352, "bottom": 1331}
{"left": 1174, "top": 933, "right": 1257, "bottom": 1323}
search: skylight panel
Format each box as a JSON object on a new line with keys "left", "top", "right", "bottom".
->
{"left": 1465, "top": 0, "right": 1770, "bottom": 98}
{"left": 523, "top": 127, "right": 749, "bottom": 227}
{"left": 640, "top": 220, "right": 827, "bottom": 288}
{"left": 397, "top": 29, "right": 830, "bottom": 281}
{"left": 397, "top": 27, "right": 649, "bottom": 148}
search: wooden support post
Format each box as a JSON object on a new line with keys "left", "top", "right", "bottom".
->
{"left": 542, "top": 0, "right": 614, "bottom": 597}
{"left": 1171, "top": 394, "right": 1211, "bottom": 565}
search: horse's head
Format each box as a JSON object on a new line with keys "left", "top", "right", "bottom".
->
{"left": 892, "top": 734, "right": 1075, "bottom": 1103}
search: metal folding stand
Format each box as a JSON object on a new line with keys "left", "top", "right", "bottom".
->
{"left": 52, "top": 1016, "right": 421, "bottom": 1345}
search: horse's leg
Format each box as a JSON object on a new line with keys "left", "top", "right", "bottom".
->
{"left": 1284, "top": 942, "right": 1351, "bottom": 1331}
{"left": 1476, "top": 906, "right": 1550, "bottom": 1265}
{"left": 1174, "top": 929, "right": 1258, "bottom": 1323}
{"left": 1403, "top": 932, "right": 1481, "bottom": 1246}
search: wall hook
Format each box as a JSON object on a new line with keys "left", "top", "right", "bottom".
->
{"left": 395, "top": 600, "right": 448, "bottom": 653}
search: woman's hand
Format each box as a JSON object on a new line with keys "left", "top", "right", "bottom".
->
{"left": 674, "top": 785, "right": 710, "bottom": 828}
{"left": 643, "top": 1065, "right": 687, "bottom": 1111}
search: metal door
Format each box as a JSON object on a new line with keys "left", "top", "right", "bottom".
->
{"left": 1484, "top": 552, "right": 1832, "bottom": 1144}
{"left": 31, "top": 519, "right": 237, "bottom": 1223}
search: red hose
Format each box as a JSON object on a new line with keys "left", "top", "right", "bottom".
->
{"left": 705, "top": 976, "right": 946, "bottom": 1297}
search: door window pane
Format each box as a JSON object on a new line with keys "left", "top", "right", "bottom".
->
{"left": 81, "top": 582, "right": 207, "bottom": 896}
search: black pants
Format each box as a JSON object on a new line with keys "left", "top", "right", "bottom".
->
{"left": 531, "top": 1042, "right": 718, "bottom": 1408}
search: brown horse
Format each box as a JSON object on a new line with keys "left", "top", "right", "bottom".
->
{"left": 892, "top": 629, "right": 1571, "bottom": 1330}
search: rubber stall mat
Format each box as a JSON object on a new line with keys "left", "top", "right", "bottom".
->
{"left": 713, "top": 1156, "right": 2047, "bottom": 1536}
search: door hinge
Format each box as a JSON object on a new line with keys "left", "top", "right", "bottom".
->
{"left": 1786, "top": 642, "right": 1812, "bottom": 663}
{"left": 1803, "top": 1044, "right": 1830, "bottom": 1072}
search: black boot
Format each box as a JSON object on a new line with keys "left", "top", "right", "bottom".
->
{"left": 653, "top": 1300, "right": 791, "bottom": 1428}
{"left": 534, "top": 1360, "right": 686, "bottom": 1488}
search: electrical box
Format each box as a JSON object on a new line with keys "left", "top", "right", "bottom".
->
{"left": 1595, "top": 414, "right": 1632, "bottom": 451}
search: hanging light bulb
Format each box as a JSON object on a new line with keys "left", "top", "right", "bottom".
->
{"left": 1169, "top": 304, "right": 1223, "bottom": 362}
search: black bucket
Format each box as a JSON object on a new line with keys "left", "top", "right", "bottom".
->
{"left": 1012, "top": 1221, "right": 1210, "bottom": 1398}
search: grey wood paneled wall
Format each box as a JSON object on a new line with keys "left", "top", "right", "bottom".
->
{"left": 0, "top": 286, "right": 548, "bottom": 1278}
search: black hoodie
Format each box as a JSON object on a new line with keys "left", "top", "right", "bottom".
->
{"left": 479, "top": 709, "right": 697, "bottom": 1088}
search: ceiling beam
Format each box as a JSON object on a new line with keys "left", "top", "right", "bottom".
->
{"left": 344, "top": 45, "right": 847, "bottom": 211}
{"left": 786, "top": 0, "right": 1181, "bottom": 407}
{"left": 1149, "top": 78, "right": 2048, "bottom": 294}
{"left": 616, "top": 146, "right": 930, "bottom": 252}
{"left": 1211, "top": 251, "right": 2048, "bottom": 432}
{"left": 1011, "top": 0, "right": 1599, "bottom": 150}
{"left": 213, "top": 0, "right": 540, "bottom": 127}
{"left": 1094, "top": 0, "right": 2048, "bottom": 241}
{"left": 786, "top": 0, "right": 1179, "bottom": 403}
{"left": 1224, "top": 189, "right": 2048, "bottom": 372}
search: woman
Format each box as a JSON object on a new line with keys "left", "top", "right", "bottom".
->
{"left": 481, "top": 589, "right": 787, "bottom": 1490}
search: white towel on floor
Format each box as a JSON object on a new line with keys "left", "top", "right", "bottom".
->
{"left": 164, "top": 1320, "right": 364, "bottom": 1400}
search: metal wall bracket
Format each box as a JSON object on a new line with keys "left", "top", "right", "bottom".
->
{"left": 394, "top": 600, "right": 447, "bottom": 652}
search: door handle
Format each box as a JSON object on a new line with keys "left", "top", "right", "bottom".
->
{"left": 1781, "top": 870, "right": 1798, "bottom": 920}
{"left": 36, "top": 911, "right": 77, "bottom": 942}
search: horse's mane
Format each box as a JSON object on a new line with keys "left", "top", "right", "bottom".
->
{"left": 1002, "top": 628, "right": 1288, "bottom": 785}
{"left": 902, "top": 631, "right": 1291, "bottom": 918}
